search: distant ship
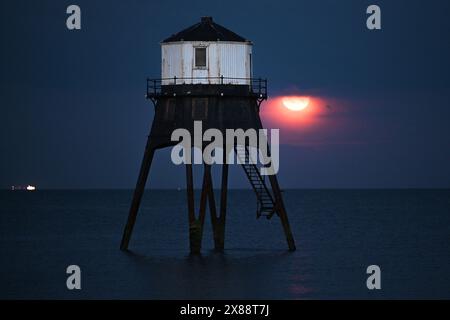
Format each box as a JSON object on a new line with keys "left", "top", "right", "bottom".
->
{"left": 11, "top": 185, "right": 36, "bottom": 191}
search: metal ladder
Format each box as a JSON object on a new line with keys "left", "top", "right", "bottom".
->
{"left": 235, "top": 144, "right": 276, "bottom": 219}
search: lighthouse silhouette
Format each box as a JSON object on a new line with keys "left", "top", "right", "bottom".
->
{"left": 120, "top": 17, "right": 296, "bottom": 254}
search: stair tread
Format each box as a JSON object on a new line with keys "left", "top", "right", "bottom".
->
{"left": 236, "top": 145, "right": 275, "bottom": 215}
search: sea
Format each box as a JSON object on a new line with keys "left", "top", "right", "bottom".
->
{"left": 0, "top": 189, "right": 449, "bottom": 299}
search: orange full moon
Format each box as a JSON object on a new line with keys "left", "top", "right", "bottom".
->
{"left": 282, "top": 96, "right": 310, "bottom": 111}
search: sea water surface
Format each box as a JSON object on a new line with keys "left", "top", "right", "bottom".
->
{"left": 0, "top": 189, "right": 449, "bottom": 299}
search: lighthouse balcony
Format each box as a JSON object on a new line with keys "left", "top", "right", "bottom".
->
{"left": 146, "top": 77, "right": 267, "bottom": 100}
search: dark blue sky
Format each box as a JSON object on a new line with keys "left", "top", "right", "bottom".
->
{"left": 1, "top": 0, "right": 449, "bottom": 189}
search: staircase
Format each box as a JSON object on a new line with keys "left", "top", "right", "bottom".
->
{"left": 235, "top": 144, "right": 276, "bottom": 219}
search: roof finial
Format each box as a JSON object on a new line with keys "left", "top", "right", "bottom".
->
{"left": 201, "top": 16, "right": 213, "bottom": 23}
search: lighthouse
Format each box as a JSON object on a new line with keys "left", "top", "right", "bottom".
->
{"left": 120, "top": 17, "right": 296, "bottom": 254}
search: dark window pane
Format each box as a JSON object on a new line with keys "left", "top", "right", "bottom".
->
{"left": 195, "top": 47, "right": 206, "bottom": 67}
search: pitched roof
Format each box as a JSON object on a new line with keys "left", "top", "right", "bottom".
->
{"left": 162, "top": 17, "right": 248, "bottom": 43}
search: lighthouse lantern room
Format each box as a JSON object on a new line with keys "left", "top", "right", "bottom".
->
{"left": 161, "top": 16, "right": 253, "bottom": 85}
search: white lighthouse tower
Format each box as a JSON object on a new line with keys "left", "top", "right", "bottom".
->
{"left": 161, "top": 16, "right": 252, "bottom": 85}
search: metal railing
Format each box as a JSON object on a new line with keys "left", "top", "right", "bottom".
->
{"left": 146, "top": 76, "right": 267, "bottom": 99}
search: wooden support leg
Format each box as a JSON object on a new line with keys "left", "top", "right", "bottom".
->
{"left": 120, "top": 138, "right": 156, "bottom": 251}
{"left": 208, "top": 164, "right": 228, "bottom": 251}
{"left": 268, "top": 175, "right": 296, "bottom": 251}
{"left": 254, "top": 115, "right": 296, "bottom": 251}
{"left": 186, "top": 163, "right": 195, "bottom": 225}
{"left": 186, "top": 164, "right": 209, "bottom": 254}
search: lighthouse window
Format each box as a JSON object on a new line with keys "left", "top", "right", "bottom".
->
{"left": 194, "top": 47, "right": 207, "bottom": 67}
{"left": 192, "top": 98, "right": 208, "bottom": 120}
